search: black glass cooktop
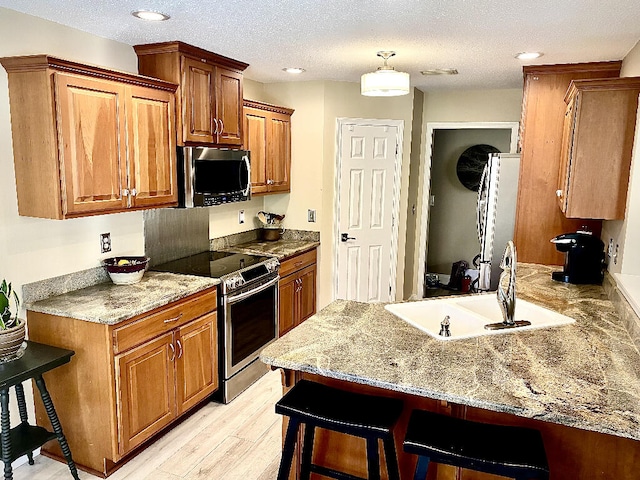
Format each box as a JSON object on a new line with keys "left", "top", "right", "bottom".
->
{"left": 152, "top": 251, "right": 270, "bottom": 278}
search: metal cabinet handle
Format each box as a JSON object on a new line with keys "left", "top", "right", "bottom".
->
{"left": 168, "top": 342, "right": 175, "bottom": 361}
{"left": 213, "top": 118, "right": 219, "bottom": 135}
{"left": 130, "top": 188, "right": 137, "bottom": 197}
{"left": 122, "top": 188, "right": 129, "bottom": 197}
{"left": 219, "top": 119, "right": 224, "bottom": 134}
{"left": 556, "top": 189, "right": 563, "bottom": 198}
{"left": 164, "top": 314, "right": 183, "bottom": 324}
{"left": 176, "top": 339, "right": 183, "bottom": 359}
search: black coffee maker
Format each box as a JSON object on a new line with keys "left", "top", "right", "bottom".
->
{"left": 550, "top": 232, "right": 605, "bottom": 284}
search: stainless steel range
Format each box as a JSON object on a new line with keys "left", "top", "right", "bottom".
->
{"left": 153, "top": 251, "right": 279, "bottom": 403}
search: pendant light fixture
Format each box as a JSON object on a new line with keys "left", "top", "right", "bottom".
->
{"left": 361, "top": 51, "right": 410, "bottom": 97}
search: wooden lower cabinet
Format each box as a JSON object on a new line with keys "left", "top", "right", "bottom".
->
{"left": 27, "top": 288, "right": 218, "bottom": 477}
{"left": 282, "top": 372, "right": 640, "bottom": 480}
{"left": 279, "top": 249, "right": 317, "bottom": 337}
{"left": 116, "top": 332, "right": 176, "bottom": 455}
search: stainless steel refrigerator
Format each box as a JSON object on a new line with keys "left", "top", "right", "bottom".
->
{"left": 476, "top": 153, "right": 521, "bottom": 291}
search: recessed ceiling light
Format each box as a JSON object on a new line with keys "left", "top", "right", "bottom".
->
{"left": 282, "top": 67, "right": 306, "bottom": 74}
{"left": 131, "top": 10, "right": 170, "bottom": 21}
{"left": 421, "top": 68, "right": 459, "bottom": 76}
{"left": 515, "top": 52, "right": 543, "bottom": 60}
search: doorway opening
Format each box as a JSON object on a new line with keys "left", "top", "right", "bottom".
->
{"left": 415, "top": 122, "right": 519, "bottom": 298}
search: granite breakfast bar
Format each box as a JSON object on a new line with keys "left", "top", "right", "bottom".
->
{"left": 260, "top": 264, "right": 640, "bottom": 479}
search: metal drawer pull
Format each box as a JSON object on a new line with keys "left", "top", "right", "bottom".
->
{"left": 176, "top": 339, "right": 183, "bottom": 359}
{"left": 164, "top": 314, "right": 183, "bottom": 324}
{"left": 168, "top": 342, "right": 175, "bottom": 361}
{"left": 294, "top": 261, "right": 303, "bottom": 267}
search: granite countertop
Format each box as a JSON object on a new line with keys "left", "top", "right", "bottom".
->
{"left": 27, "top": 272, "right": 219, "bottom": 325}
{"left": 261, "top": 263, "right": 640, "bottom": 441}
{"left": 224, "top": 239, "right": 320, "bottom": 260}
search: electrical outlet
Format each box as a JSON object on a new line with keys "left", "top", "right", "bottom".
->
{"left": 238, "top": 210, "right": 245, "bottom": 224}
{"left": 100, "top": 233, "right": 111, "bottom": 253}
{"left": 608, "top": 238, "right": 614, "bottom": 258}
{"left": 307, "top": 209, "right": 316, "bottom": 223}
{"left": 614, "top": 244, "right": 619, "bottom": 265}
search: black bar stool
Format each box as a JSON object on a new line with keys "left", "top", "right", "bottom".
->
{"left": 403, "top": 409, "right": 549, "bottom": 480}
{"left": 275, "top": 380, "right": 403, "bottom": 480}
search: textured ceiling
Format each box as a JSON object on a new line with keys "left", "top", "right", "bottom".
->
{"left": 1, "top": 0, "right": 639, "bottom": 91}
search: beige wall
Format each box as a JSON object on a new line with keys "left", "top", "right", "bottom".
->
{"left": 602, "top": 39, "right": 640, "bottom": 274}
{"left": 404, "top": 89, "right": 424, "bottom": 299}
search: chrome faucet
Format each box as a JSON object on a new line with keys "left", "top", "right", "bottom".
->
{"left": 485, "top": 241, "right": 531, "bottom": 331}
{"left": 497, "top": 241, "right": 517, "bottom": 325}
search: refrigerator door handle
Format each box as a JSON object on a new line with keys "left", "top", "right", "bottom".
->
{"left": 476, "top": 164, "right": 489, "bottom": 244}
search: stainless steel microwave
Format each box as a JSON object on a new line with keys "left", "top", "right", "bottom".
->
{"left": 177, "top": 147, "right": 251, "bottom": 207}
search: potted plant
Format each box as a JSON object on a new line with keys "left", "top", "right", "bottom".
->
{"left": 0, "top": 279, "right": 26, "bottom": 360}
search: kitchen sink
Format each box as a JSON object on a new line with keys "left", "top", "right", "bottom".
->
{"left": 385, "top": 293, "right": 575, "bottom": 341}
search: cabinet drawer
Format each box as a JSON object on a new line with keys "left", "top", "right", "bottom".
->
{"left": 113, "top": 289, "right": 217, "bottom": 354}
{"left": 280, "top": 249, "right": 317, "bottom": 278}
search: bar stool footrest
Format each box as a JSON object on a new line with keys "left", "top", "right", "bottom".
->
{"left": 311, "top": 464, "right": 367, "bottom": 480}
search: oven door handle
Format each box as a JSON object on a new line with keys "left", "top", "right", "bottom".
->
{"left": 225, "top": 275, "right": 279, "bottom": 304}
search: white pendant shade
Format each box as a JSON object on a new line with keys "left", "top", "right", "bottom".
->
{"left": 361, "top": 51, "right": 410, "bottom": 97}
{"left": 361, "top": 70, "right": 410, "bottom": 96}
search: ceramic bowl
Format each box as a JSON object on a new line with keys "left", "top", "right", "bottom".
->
{"left": 102, "top": 256, "right": 150, "bottom": 285}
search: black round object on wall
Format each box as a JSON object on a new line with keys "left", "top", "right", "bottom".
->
{"left": 456, "top": 144, "right": 501, "bottom": 191}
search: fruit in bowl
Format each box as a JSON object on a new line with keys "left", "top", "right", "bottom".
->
{"left": 102, "top": 256, "right": 150, "bottom": 285}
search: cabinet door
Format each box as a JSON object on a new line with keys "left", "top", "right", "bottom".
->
{"left": 279, "top": 274, "right": 297, "bottom": 336}
{"left": 215, "top": 67, "right": 244, "bottom": 146}
{"left": 182, "top": 57, "right": 215, "bottom": 144}
{"left": 244, "top": 108, "right": 269, "bottom": 194}
{"left": 116, "top": 332, "right": 176, "bottom": 455}
{"left": 557, "top": 97, "right": 577, "bottom": 213}
{"left": 297, "top": 264, "right": 317, "bottom": 325}
{"left": 268, "top": 111, "right": 292, "bottom": 193}
{"left": 175, "top": 312, "right": 219, "bottom": 415}
{"left": 127, "top": 85, "right": 178, "bottom": 208}
{"left": 55, "top": 73, "right": 128, "bottom": 216}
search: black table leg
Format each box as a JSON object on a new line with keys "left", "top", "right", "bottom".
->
{"left": 34, "top": 376, "right": 80, "bottom": 480}
{"left": 0, "top": 389, "right": 12, "bottom": 480}
{"left": 13, "top": 384, "right": 33, "bottom": 465}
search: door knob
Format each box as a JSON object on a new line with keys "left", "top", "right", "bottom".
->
{"left": 341, "top": 233, "right": 356, "bottom": 242}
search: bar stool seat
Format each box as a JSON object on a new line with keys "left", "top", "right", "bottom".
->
{"left": 275, "top": 380, "right": 403, "bottom": 480}
{"left": 403, "top": 409, "right": 549, "bottom": 480}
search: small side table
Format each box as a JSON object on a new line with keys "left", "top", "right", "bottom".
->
{"left": 0, "top": 341, "right": 80, "bottom": 480}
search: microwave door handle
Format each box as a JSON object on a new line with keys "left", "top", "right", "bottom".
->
{"left": 242, "top": 155, "right": 251, "bottom": 196}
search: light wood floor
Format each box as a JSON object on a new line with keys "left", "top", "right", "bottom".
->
{"left": 12, "top": 369, "right": 284, "bottom": 480}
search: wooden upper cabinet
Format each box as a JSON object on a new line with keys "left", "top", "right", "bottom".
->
{"left": 0, "top": 55, "right": 178, "bottom": 219}
{"left": 216, "top": 68, "right": 244, "bottom": 145}
{"left": 182, "top": 57, "right": 215, "bottom": 143}
{"left": 55, "top": 73, "right": 128, "bottom": 215}
{"left": 128, "top": 85, "right": 178, "bottom": 208}
{"left": 134, "top": 41, "right": 248, "bottom": 147}
{"left": 243, "top": 100, "right": 294, "bottom": 195}
{"left": 513, "top": 61, "right": 621, "bottom": 265}
{"left": 557, "top": 77, "right": 640, "bottom": 220}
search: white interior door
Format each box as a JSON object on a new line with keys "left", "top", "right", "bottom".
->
{"left": 337, "top": 121, "right": 400, "bottom": 302}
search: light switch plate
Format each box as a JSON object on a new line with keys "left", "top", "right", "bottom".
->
{"left": 308, "top": 209, "right": 316, "bottom": 222}
{"left": 238, "top": 210, "right": 245, "bottom": 224}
